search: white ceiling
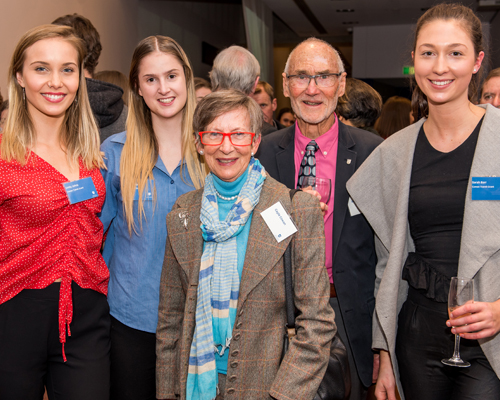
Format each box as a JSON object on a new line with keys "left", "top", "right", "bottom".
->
{"left": 264, "top": 0, "right": 497, "bottom": 40}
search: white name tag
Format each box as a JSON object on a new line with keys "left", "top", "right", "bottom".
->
{"left": 260, "top": 201, "right": 298, "bottom": 243}
{"left": 348, "top": 197, "right": 361, "bottom": 217}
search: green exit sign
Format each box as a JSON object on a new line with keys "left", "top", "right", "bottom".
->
{"left": 403, "top": 66, "right": 415, "bottom": 75}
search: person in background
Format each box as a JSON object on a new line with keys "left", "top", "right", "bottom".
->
{"left": 0, "top": 24, "right": 109, "bottom": 399}
{"left": 348, "top": 4, "right": 500, "bottom": 400}
{"left": 209, "top": 45, "right": 277, "bottom": 136}
{"left": 0, "top": 100, "right": 7, "bottom": 133}
{"left": 374, "top": 96, "right": 412, "bottom": 139}
{"left": 156, "top": 89, "right": 334, "bottom": 400}
{"left": 251, "top": 80, "right": 283, "bottom": 129}
{"left": 94, "top": 70, "right": 130, "bottom": 106}
{"left": 336, "top": 78, "right": 383, "bottom": 135}
{"left": 99, "top": 35, "right": 207, "bottom": 400}
{"left": 52, "top": 13, "right": 127, "bottom": 142}
{"left": 277, "top": 107, "right": 295, "bottom": 127}
{"left": 258, "top": 37, "right": 383, "bottom": 400}
{"left": 194, "top": 77, "right": 212, "bottom": 103}
{"left": 479, "top": 67, "right": 500, "bottom": 108}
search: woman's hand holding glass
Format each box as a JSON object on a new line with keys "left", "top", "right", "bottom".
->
{"left": 447, "top": 298, "right": 500, "bottom": 340}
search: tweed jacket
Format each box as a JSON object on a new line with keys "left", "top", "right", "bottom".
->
{"left": 346, "top": 104, "right": 500, "bottom": 399}
{"left": 257, "top": 122, "right": 383, "bottom": 387}
{"left": 156, "top": 175, "right": 335, "bottom": 400}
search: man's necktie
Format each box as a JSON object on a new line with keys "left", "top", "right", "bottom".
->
{"left": 297, "top": 140, "right": 319, "bottom": 187}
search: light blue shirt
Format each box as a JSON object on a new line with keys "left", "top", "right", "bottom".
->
{"left": 99, "top": 131, "right": 195, "bottom": 333}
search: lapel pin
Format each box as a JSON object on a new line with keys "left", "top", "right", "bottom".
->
{"left": 346, "top": 159, "right": 352, "bottom": 164}
{"left": 179, "top": 211, "right": 190, "bottom": 230}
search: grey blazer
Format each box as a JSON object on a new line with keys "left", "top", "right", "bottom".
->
{"left": 346, "top": 104, "right": 500, "bottom": 399}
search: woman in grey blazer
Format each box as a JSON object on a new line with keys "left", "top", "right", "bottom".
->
{"left": 347, "top": 4, "right": 500, "bottom": 400}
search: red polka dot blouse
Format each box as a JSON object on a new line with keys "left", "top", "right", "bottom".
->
{"left": 0, "top": 151, "right": 109, "bottom": 361}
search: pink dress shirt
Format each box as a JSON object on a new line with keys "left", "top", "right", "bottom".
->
{"left": 294, "top": 116, "right": 339, "bottom": 283}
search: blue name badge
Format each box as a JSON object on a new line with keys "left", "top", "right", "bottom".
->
{"left": 63, "top": 177, "right": 99, "bottom": 204}
{"left": 471, "top": 177, "right": 500, "bottom": 200}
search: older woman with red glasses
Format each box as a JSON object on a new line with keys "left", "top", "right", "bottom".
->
{"left": 156, "top": 89, "right": 335, "bottom": 400}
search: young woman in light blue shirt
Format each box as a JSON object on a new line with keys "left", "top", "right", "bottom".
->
{"left": 99, "top": 36, "right": 207, "bottom": 400}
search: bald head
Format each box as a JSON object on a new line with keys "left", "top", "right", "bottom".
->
{"left": 282, "top": 38, "right": 346, "bottom": 138}
{"left": 210, "top": 45, "right": 260, "bottom": 95}
{"left": 284, "top": 38, "right": 344, "bottom": 76}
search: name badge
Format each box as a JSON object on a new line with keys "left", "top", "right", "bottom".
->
{"left": 63, "top": 177, "right": 98, "bottom": 204}
{"left": 260, "top": 201, "right": 298, "bottom": 243}
{"left": 471, "top": 177, "right": 500, "bottom": 200}
{"left": 348, "top": 197, "right": 361, "bottom": 216}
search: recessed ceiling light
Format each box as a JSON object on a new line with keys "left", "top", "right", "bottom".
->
{"left": 336, "top": 9, "right": 355, "bottom": 12}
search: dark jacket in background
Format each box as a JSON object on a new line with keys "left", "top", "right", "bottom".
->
{"left": 257, "top": 122, "right": 383, "bottom": 387}
{"left": 86, "top": 78, "right": 127, "bottom": 143}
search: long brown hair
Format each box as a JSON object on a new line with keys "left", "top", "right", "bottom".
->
{"left": 374, "top": 96, "right": 411, "bottom": 139}
{"left": 121, "top": 35, "right": 207, "bottom": 234}
{"left": 411, "top": 4, "right": 484, "bottom": 120}
{"left": 1, "top": 24, "right": 102, "bottom": 170}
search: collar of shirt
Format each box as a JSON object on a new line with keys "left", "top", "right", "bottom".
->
{"left": 294, "top": 114, "right": 339, "bottom": 159}
{"left": 111, "top": 131, "right": 183, "bottom": 177}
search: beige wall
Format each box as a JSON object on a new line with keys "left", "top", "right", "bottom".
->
{"left": 0, "top": 0, "right": 139, "bottom": 99}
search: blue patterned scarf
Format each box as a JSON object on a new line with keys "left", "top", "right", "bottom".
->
{"left": 186, "top": 158, "right": 266, "bottom": 400}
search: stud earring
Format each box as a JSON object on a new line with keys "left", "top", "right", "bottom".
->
{"left": 199, "top": 150, "right": 204, "bottom": 155}
{"left": 251, "top": 152, "right": 254, "bottom": 156}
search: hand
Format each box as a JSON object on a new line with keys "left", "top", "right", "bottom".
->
{"left": 300, "top": 187, "right": 328, "bottom": 216}
{"left": 447, "top": 299, "right": 500, "bottom": 340}
{"left": 372, "top": 353, "right": 380, "bottom": 383}
{"left": 374, "top": 350, "right": 397, "bottom": 400}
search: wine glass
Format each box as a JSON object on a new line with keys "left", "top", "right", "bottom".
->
{"left": 441, "top": 277, "right": 474, "bottom": 367}
{"left": 299, "top": 177, "right": 332, "bottom": 203}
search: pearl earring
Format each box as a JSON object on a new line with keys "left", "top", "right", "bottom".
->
{"left": 251, "top": 152, "right": 254, "bottom": 156}
{"left": 199, "top": 150, "right": 204, "bottom": 155}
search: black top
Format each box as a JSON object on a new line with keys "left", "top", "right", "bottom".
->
{"left": 403, "top": 118, "right": 483, "bottom": 302}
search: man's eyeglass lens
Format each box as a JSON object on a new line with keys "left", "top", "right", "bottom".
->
{"left": 200, "top": 131, "right": 254, "bottom": 146}
{"left": 287, "top": 73, "right": 341, "bottom": 88}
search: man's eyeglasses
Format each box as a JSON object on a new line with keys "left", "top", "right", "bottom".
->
{"left": 198, "top": 131, "right": 255, "bottom": 146}
{"left": 286, "top": 73, "right": 343, "bottom": 89}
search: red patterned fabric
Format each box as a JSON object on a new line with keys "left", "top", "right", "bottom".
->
{"left": 0, "top": 149, "right": 108, "bottom": 360}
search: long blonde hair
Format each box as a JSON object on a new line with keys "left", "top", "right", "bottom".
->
{"left": 121, "top": 35, "right": 207, "bottom": 233}
{"left": 1, "top": 24, "right": 103, "bottom": 170}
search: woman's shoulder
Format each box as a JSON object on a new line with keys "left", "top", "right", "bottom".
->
{"left": 100, "top": 131, "right": 127, "bottom": 154}
{"left": 171, "top": 187, "right": 204, "bottom": 210}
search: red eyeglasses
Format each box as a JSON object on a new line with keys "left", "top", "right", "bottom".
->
{"left": 198, "top": 131, "right": 255, "bottom": 146}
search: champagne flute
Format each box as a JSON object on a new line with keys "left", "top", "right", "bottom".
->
{"left": 299, "top": 177, "right": 332, "bottom": 203}
{"left": 441, "top": 277, "right": 474, "bottom": 367}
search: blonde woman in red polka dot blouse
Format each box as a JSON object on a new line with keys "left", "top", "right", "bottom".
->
{"left": 0, "top": 25, "right": 110, "bottom": 399}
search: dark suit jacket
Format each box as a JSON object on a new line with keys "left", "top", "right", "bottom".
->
{"left": 256, "top": 122, "right": 383, "bottom": 387}
{"left": 156, "top": 176, "right": 335, "bottom": 400}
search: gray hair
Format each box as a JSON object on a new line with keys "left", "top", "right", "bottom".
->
{"left": 284, "top": 37, "right": 344, "bottom": 75}
{"left": 209, "top": 46, "right": 260, "bottom": 95}
{"left": 193, "top": 89, "right": 263, "bottom": 146}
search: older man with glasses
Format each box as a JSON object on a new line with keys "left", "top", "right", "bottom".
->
{"left": 257, "top": 37, "right": 383, "bottom": 400}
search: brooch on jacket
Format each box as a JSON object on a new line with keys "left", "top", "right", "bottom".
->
{"left": 179, "top": 211, "right": 189, "bottom": 230}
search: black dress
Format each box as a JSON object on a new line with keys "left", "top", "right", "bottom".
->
{"left": 395, "top": 118, "right": 500, "bottom": 400}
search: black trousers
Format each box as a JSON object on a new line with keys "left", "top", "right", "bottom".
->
{"left": 396, "top": 287, "right": 500, "bottom": 400}
{"left": 110, "top": 316, "right": 156, "bottom": 400}
{"left": 0, "top": 282, "right": 111, "bottom": 400}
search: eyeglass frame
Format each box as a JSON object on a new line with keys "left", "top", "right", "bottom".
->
{"left": 198, "top": 131, "right": 256, "bottom": 146}
{"left": 285, "top": 72, "right": 344, "bottom": 88}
